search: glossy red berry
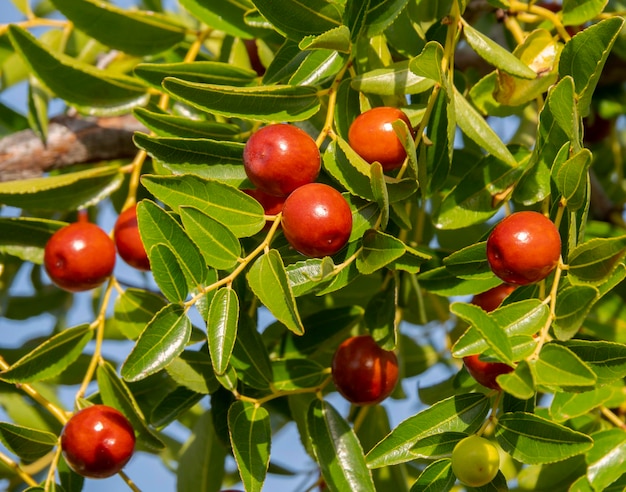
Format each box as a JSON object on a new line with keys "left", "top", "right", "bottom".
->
{"left": 471, "top": 284, "right": 516, "bottom": 313}
{"left": 281, "top": 183, "right": 352, "bottom": 258}
{"left": 348, "top": 106, "right": 414, "bottom": 172}
{"left": 331, "top": 335, "right": 399, "bottom": 405}
{"left": 486, "top": 211, "right": 561, "bottom": 285}
{"left": 44, "top": 221, "right": 116, "bottom": 292}
{"left": 61, "top": 405, "right": 135, "bottom": 479}
{"left": 243, "top": 188, "right": 286, "bottom": 216}
{"left": 463, "top": 354, "right": 513, "bottom": 391}
{"left": 243, "top": 124, "right": 320, "bottom": 197}
{"left": 114, "top": 204, "right": 150, "bottom": 271}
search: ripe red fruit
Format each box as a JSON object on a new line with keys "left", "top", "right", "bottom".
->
{"left": 348, "top": 106, "right": 414, "bottom": 171}
{"left": 243, "top": 124, "right": 320, "bottom": 197}
{"left": 463, "top": 354, "right": 513, "bottom": 391}
{"left": 471, "top": 284, "right": 516, "bottom": 313}
{"left": 281, "top": 183, "right": 352, "bottom": 258}
{"left": 44, "top": 221, "right": 116, "bottom": 292}
{"left": 331, "top": 335, "right": 399, "bottom": 405}
{"left": 243, "top": 188, "right": 286, "bottom": 217}
{"left": 486, "top": 211, "right": 561, "bottom": 285}
{"left": 61, "top": 405, "right": 136, "bottom": 479}
{"left": 114, "top": 204, "right": 150, "bottom": 271}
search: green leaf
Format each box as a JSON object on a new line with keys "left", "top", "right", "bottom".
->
{"left": 179, "top": 206, "right": 241, "bottom": 270}
{"left": 586, "top": 428, "right": 626, "bottom": 492}
{"left": 453, "top": 87, "right": 517, "bottom": 167}
{"left": 559, "top": 17, "right": 625, "bottom": 116}
{"left": 450, "top": 302, "right": 514, "bottom": 365}
{"left": 133, "top": 107, "right": 240, "bottom": 139}
{"left": 0, "top": 217, "right": 64, "bottom": 264}
{"left": 417, "top": 265, "right": 502, "bottom": 296}
{"left": 366, "top": 393, "right": 490, "bottom": 468}
{"left": 230, "top": 315, "right": 273, "bottom": 390}
{"left": 7, "top": 26, "right": 148, "bottom": 114}
{"left": 0, "top": 423, "right": 57, "bottom": 461}
{"left": 134, "top": 61, "right": 256, "bottom": 90}
{"left": 498, "top": 360, "right": 535, "bottom": 400}
{"left": 96, "top": 362, "right": 165, "bottom": 450}
{"left": 357, "top": 229, "right": 407, "bottom": 275}
{"left": 166, "top": 350, "right": 219, "bottom": 395}
{"left": 207, "top": 288, "right": 239, "bottom": 376}
{"left": 351, "top": 61, "right": 434, "bottom": 96}
{"left": 0, "top": 324, "right": 92, "bottom": 383}
{"left": 442, "top": 241, "right": 492, "bottom": 279}
{"left": 246, "top": 250, "right": 304, "bottom": 336}
{"left": 251, "top": 0, "right": 342, "bottom": 41}
{"left": 163, "top": 79, "right": 321, "bottom": 122}
{"left": 308, "top": 399, "right": 376, "bottom": 492}
{"left": 148, "top": 243, "right": 189, "bottom": 303}
{"left": 562, "top": 0, "right": 608, "bottom": 25}
{"left": 0, "top": 165, "right": 124, "bottom": 211}
{"left": 531, "top": 343, "right": 597, "bottom": 390}
{"left": 553, "top": 283, "right": 598, "bottom": 341}
{"left": 121, "top": 304, "right": 192, "bottom": 382}
{"left": 228, "top": 401, "right": 271, "bottom": 492}
{"left": 462, "top": 21, "right": 537, "bottom": 78}
{"left": 495, "top": 411, "right": 593, "bottom": 464}
{"left": 271, "top": 359, "right": 328, "bottom": 391}
{"left": 137, "top": 200, "right": 207, "bottom": 291}
{"left": 299, "top": 25, "right": 351, "bottom": 53}
{"left": 141, "top": 175, "right": 264, "bottom": 238}
{"left": 568, "top": 236, "right": 626, "bottom": 285}
{"left": 112, "top": 288, "right": 168, "bottom": 340}
{"left": 289, "top": 49, "right": 346, "bottom": 86}
{"left": 49, "top": 0, "right": 186, "bottom": 56}
{"left": 365, "top": 277, "right": 398, "bottom": 350}
{"left": 409, "top": 458, "right": 455, "bottom": 492}
{"left": 563, "top": 340, "right": 626, "bottom": 386}
{"left": 179, "top": 0, "right": 263, "bottom": 38}
{"left": 553, "top": 149, "right": 592, "bottom": 211}
{"left": 151, "top": 386, "right": 204, "bottom": 428}
{"left": 409, "top": 41, "right": 444, "bottom": 84}
{"left": 177, "top": 410, "right": 226, "bottom": 492}
{"left": 550, "top": 386, "right": 615, "bottom": 423}
{"left": 547, "top": 76, "right": 580, "bottom": 146}
{"left": 285, "top": 257, "right": 337, "bottom": 297}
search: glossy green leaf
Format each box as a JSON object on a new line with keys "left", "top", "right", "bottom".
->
{"left": 289, "top": 49, "right": 346, "bottom": 86}
{"left": 365, "top": 277, "right": 397, "bottom": 350}
{"left": 409, "top": 41, "right": 445, "bottom": 84}
{"left": 586, "top": 428, "right": 626, "bottom": 491}
{"left": 177, "top": 410, "right": 226, "bottom": 492}
{"left": 0, "top": 324, "right": 92, "bottom": 383}
{"left": 141, "top": 175, "right": 264, "bottom": 238}
{"left": 246, "top": 250, "right": 304, "bottom": 336}
{"left": 0, "top": 422, "right": 57, "bottom": 461}
{"left": 228, "top": 401, "right": 271, "bottom": 492}
{"left": 121, "top": 304, "right": 192, "bottom": 382}
{"left": 366, "top": 393, "right": 490, "bottom": 468}
{"left": 308, "top": 399, "right": 376, "bottom": 492}
{"left": 553, "top": 149, "right": 592, "bottom": 211}
{"left": 553, "top": 283, "right": 598, "bottom": 341}
{"left": 462, "top": 21, "right": 537, "bottom": 78}
{"left": 568, "top": 235, "right": 626, "bottom": 284}
{"left": 166, "top": 350, "right": 219, "bottom": 395}
{"left": 133, "top": 107, "right": 240, "bottom": 139}
{"left": 495, "top": 411, "right": 593, "bottom": 464}
{"left": 50, "top": 0, "right": 186, "bottom": 56}
{"left": 352, "top": 61, "right": 434, "bottom": 96}
{"left": 207, "top": 288, "right": 239, "bottom": 376}
{"left": 424, "top": 88, "right": 452, "bottom": 194}
{"left": 357, "top": 229, "right": 406, "bottom": 275}
{"left": 547, "top": 76, "right": 580, "bottom": 146}
{"left": 453, "top": 87, "right": 518, "bottom": 167}
{"left": 137, "top": 200, "right": 207, "bottom": 291}
{"left": 531, "top": 343, "right": 597, "bottom": 389}
{"left": 134, "top": 61, "right": 256, "bottom": 90}
{"left": 417, "top": 265, "right": 502, "bottom": 296}
{"left": 179, "top": 206, "right": 241, "bottom": 270}
{"left": 150, "top": 386, "right": 203, "bottom": 428}
{"left": 562, "top": 0, "right": 608, "bottom": 25}
{"left": 230, "top": 315, "right": 273, "bottom": 390}
{"left": 409, "top": 458, "right": 455, "bottom": 492}
{"left": 370, "top": 163, "right": 390, "bottom": 229}
{"left": 96, "top": 362, "right": 165, "bottom": 450}
{"left": 563, "top": 339, "right": 626, "bottom": 385}
{"left": 0, "top": 217, "right": 64, "bottom": 264}
{"left": 559, "top": 17, "right": 624, "bottom": 116}
{"left": 285, "top": 257, "right": 337, "bottom": 297}
{"left": 179, "top": 0, "right": 262, "bottom": 38}
{"left": 442, "top": 241, "right": 492, "bottom": 279}
{"left": 7, "top": 26, "right": 148, "bottom": 113}
{"left": 148, "top": 243, "right": 189, "bottom": 303}
{"left": 251, "top": 0, "right": 342, "bottom": 41}
{"left": 299, "top": 25, "right": 351, "bottom": 53}
{"left": 498, "top": 360, "right": 535, "bottom": 400}
{"left": 0, "top": 164, "right": 123, "bottom": 211}
{"left": 163, "top": 79, "right": 321, "bottom": 122}
{"left": 550, "top": 386, "right": 615, "bottom": 423}
{"left": 451, "top": 302, "right": 514, "bottom": 365}
{"left": 271, "top": 359, "right": 328, "bottom": 391}
{"left": 112, "top": 288, "right": 168, "bottom": 340}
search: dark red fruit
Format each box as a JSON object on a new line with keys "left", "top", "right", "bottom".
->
{"left": 114, "top": 204, "right": 150, "bottom": 271}
{"left": 281, "top": 183, "right": 352, "bottom": 258}
{"left": 44, "top": 221, "right": 116, "bottom": 292}
{"left": 244, "top": 39, "right": 266, "bottom": 77}
{"left": 463, "top": 354, "right": 513, "bottom": 391}
{"left": 471, "top": 284, "right": 517, "bottom": 313}
{"left": 348, "top": 106, "right": 414, "bottom": 171}
{"left": 486, "top": 211, "right": 561, "bottom": 285}
{"left": 243, "top": 188, "right": 286, "bottom": 216}
{"left": 61, "top": 405, "right": 135, "bottom": 479}
{"left": 331, "top": 335, "right": 399, "bottom": 405}
{"left": 243, "top": 124, "right": 320, "bottom": 197}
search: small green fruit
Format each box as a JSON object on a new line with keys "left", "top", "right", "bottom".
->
{"left": 451, "top": 435, "right": 500, "bottom": 487}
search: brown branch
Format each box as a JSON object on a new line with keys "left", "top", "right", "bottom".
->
{"left": 0, "top": 114, "right": 146, "bottom": 182}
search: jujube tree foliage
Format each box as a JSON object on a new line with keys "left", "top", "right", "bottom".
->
{"left": 0, "top": 0, "right": 626, "bottom": 491}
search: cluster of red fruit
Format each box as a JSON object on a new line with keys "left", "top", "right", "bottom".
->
{"left": 44, "top": 205, "right": 149, "bottom": 292}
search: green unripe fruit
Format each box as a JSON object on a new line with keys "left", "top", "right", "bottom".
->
{"left": 451, "top": 435, "right": 500, "bottom": 487}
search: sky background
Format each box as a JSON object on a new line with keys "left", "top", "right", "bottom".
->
{"left": 0, "top": 2, "right": 445, "bottom": 491}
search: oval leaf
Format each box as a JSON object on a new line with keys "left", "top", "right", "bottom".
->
{"left": 208, "top": 288, "right": 239, "bottom": 376}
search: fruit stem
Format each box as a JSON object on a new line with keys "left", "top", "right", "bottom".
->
{"left": 315, "top": 59, "right": 352, "bottom": 148}
{"left": 352, "top": 405, "right": 371, "bottom": 434}
{"left": 43, "top": 445, "right": 62, "bottom": 491}
{"left": 119, "top": 469, "right": 143, "bottom": 492}
{"left": 0, "top": 450, "right": 38, "bottom": 487}
{"left": 600, "top": 406, "right": 626, "bottom": 430}
{"left": 531, "top": 257, "right": 564, "bottom": 359}
{"left": 477, "top": 390, "right": 503, "bottom": 436}
{"left": 509, "top": 0, "right": 571, "bottom": 41}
